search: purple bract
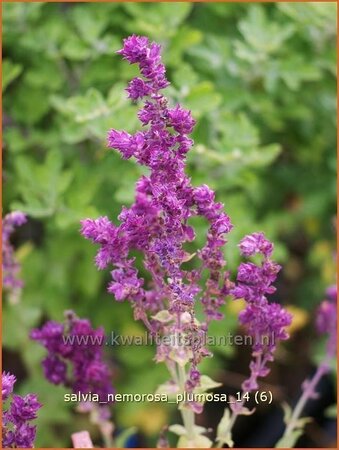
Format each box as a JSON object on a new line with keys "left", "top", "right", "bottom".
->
{"left": 81, "top": 35, "right": 235, "bottom": 389}
{"left": 316, "top": 284, "right": 337, "bottom": 358}
{"left": 2, "top": 371, "right": 41, "bottom": 448}
{"left": 81, "top": 35, "right": 292, "bottom": 408}
{"left": 232, "top": 232, "right": 292, "bottom": 391}
{"left": 30, "top": 311, "right": 113, "bottom": 405}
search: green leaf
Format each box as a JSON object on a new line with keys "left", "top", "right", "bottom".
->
{"left": 60, "top": 33, "right": 91, "bottom": 61}
{"left": 71, "top": 5, "right": 110, "bottom": 45}
{"left": 275, "top": 429, "right": 303, "bottom": 448}
{"left": 281, "top": 402, "right": 293, "bottom": 425}
{"left": 62, "top": 88, "right": 110, "bottom": 122}
{"left": 151, "top": 310, "right": 173, "bottom": 323}
{"left": 194, "top": 375, "right": 222, "bottom": 393}
{"left": 10, "top": 83, "right": 50, "bottom": 124}
{"left": 24, "top": 59, "right": 63, "bottom": 90}
{"left": 168, "top": 346, "right": 193, "bottom": 367}
{"left": 124, "top": 3, "right": 192, "bottom": 36}
{"left": 238, "top": 5, "right": 295, "bottom": 55}
{"left": 216, "top": 408, "right": 234, "bottom": 448}
{"left": 12, "top": 150, "right": 73, "bottom": 218}
{"left": 3, "top": 303, "right": 41, "bottom": 349}
{"left": 169, "top": 424, "right": 187, "bottom": 436}
{"left": 167, "top": 27, "right": 203, "bottom": 66}
{"left": 185, "top": 81, "right": 222, "bottom": 116}
{"left": 3, "top": 59, "right": 22, "bottom": 91}
{"left": 177, "top": 434, "right": 213, "bottom": 448}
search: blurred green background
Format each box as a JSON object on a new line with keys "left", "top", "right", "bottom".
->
{"left": 3, "top": 2, "right": 336, "bottom": 448}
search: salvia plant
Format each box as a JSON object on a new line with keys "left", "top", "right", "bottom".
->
{"left": 2, "top": 371, "right": 41, "bottom": 448}
{"left": 4, "top": 35, "right": 337, "bottom": 449}
{"left": 31, "top": 311, "right": 113, "bottom": 404}
{"left": 30, "top": 311, "right": 115, "bottom": 447}
{"left": 80, "top": 35, "right": 295, "bottom": 448}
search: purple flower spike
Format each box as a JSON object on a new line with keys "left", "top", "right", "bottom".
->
{"left": 233, "top": 233, "right": 292, "bottom": 391}
{"left": 80, "top": 35, "right": 238, "bottom": 390}
{"left": 80, "top": 36, "right": 292, "bottom": 419}
{"left": 11, "top": 394, "right": 42, "bottom": 422}
{"left": 116, "top": 35, "right": 149, "bottom": 64}
{"left": 2, "top": 371, "right": 41, "bottom": 448}
{"left": 2, "top": 372, "right": 16, "bottom": 401}
{"left": 116, "top": 35, "right": 169, "bottom": 92}
{"left": 31, "top": 311, "right": 114, "bottom": 406}
{"left": 239, "top": 232, "right": 273, "bottom": 258}
{"left": 13, "top": 423, "right": 37, "bottom": 448}
{"left": 168, "top": 105, "right": 196, "bottom": 135}
{"left": 127, "top": 77, "right": 152, "bottom": 100}
{"left": 316, "top": 285, "right": 337, "bottom": 358}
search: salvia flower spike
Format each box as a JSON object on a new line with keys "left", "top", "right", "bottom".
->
{"left": 30, "top": 310, "right": 114, "bottom": 415}
{"left": 2, "top": 371, "right": 42, "bottom": 448}
{"left": 232, "top": 232, "right": 292, "bottom": 392}
{"left": 81, "top": 35, "right": 293, "bottom": 445}
{"left": 81, "top": 35, "right": 234, "bottom": 386}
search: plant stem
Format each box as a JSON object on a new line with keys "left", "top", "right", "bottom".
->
{"left": 214, "top": 399, "right": 244, "bottom": 448}
{"left": 281, "top": 359, "right": 330, "bottom": 439}
{"left": 177, "top": 364, "right": 195, "bottom": 442}
{"left": 99, "top": 424, "right": 115, "bottom": 448}
{"left": 214, "top": 354, "right": 263, "bottom": 448}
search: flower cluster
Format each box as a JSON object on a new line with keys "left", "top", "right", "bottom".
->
{"left": 81, "top": 35, "right": 233, "bottom": 394}
{"left": 2, "top": 211, "right": 27, "bottom": 301}
{"left": 2, "top": 371, "right": 41, "bottom": 448}
{"left": 232, "top": 232, "right": 292, "bottom": 391}
{"left": 316, "top": 284, "right": 337, "bottom": 359}
{"left": 30, "top": 311, "right": 113, "bottom": 404}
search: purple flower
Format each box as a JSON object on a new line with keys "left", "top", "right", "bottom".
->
{"left": 168, "top": 105, "right": 196, "bottom": 134}
{"left": 107, "top": 130, "right": 145, "bottom": 160}
{"left": 2, "top": 372, "right": 41, "bottom": 448}
{"left": 81, "top": 35, "right": 236, "bottom": 391}
{"left": 116, "top": 35, "right": 149, "bottom": 64}
{"left": 2, "top": 211, "right": 27, "bottom": 300}
{"left": 239, "top": 302, "right": 291, "bottom": 351}
{"left": 194, "top": 185, "right": 223, "bottom": 221}
{"left": 4, "top": 211, "right": 26, "bottom": 227}
{"left": 238, "top": 232, "right": 273, "bottom": 258}
{"left": 80, "top": 36, "right": 290, "bottom": 417}
{"left": 2, "top": 429, "right": 15, "bottom": 448}
{"left": 2, "top": 371, "right": 16, "bottom": 401}
{"left": 13, "top": 423, "right": 37, "bottom": 448}
{"left": 326, "top": 284, "right": 337, "bottom": 303}
{"left": 316, "top": 285, "right": 337, "bottom": 358}
{"left": 233, "top": 259, "right": 281, "bottom": 303}
{"left": 185, "top": 368, "right": 201, "bottom": 391}
{"left": 80, "top": 216, "right": 117, "bottom": 244}
{"left": 31, "top": 311, "right": 114, "bottom": 405}
{"left": 232, "top": 233, "right": 292, "bottom": 391}
{"left": 30, "top": 320, "right": 65, "bottom": 354}
{"left": 316, "top": 300, "right": 336, "bottom": 335}
{"left": 42, "top": 354, "right": 67, "bottom": 385}
{"left": 126, "top": 77, "right": 152, "bottom": 100}
{"left": 108, "top": 267, "right": 143, "bottom": 301}
{"left": 10, "top": 394, "right": 41, "bottom": 422}
{"left": 116, "top": 35, "right": 169, "bottom": 92}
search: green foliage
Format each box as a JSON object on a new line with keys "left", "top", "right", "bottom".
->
{"left": 3, "top": 2, "right": 336, "bottom": 447}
